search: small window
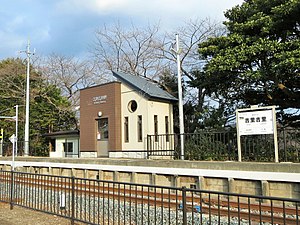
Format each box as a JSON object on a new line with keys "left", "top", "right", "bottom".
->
{"left": 63, "top": 142, "right": 73, "bottom": 153}
{"left": 154, "top": 115, "right": 158, "bottom": 142}
{"left": 138, "top": 115, "right": 142, "bottom": 142}
{"left": 124, "top": 117, "right": 129, "bottom": 142}
{"left": 128, "top": 100, "right": 138, "bottom": 113}
{"left": 50, "top": 139, "right": 56, "bottom": 152}
{"left": 165, "top": 116, "right": 169, "bottom": 142}
{"left": 97, "top": 118, "right": 109, "bottom": 140}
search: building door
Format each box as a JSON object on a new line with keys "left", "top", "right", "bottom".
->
{"left": 97, "top": 118, "right": 109, "bottom": 157}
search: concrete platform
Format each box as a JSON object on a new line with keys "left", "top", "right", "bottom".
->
{"left": 1, "top": 156, "right": 299, "bottom": 173}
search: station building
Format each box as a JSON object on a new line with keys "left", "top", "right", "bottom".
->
{"left": 79, "top": 71, "right": 177, "bottom": 158}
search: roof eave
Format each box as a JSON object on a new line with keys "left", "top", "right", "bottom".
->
{"left": 148, "top": 96, "right": 178, "bottom": 104}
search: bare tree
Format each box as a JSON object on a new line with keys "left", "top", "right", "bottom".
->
{"left": 91, "top": 18, "right": 223, "bottom": 80}
{"left": 91, "top": 22, "right": 167, "bottom": 78}
{"left": 161, "top": 18, "right": 224, "bottom": 78}
{"left": 157, "top": 18, "right": 225, "bottom": 109}
{"left": 37, "top": 54, "right": 107, "bottom": 108}
{"left": 154, "top": 18, "right": 229, "bottom": 130}
{"left": 0, "top": 58, "right": 26, "bottom": 101}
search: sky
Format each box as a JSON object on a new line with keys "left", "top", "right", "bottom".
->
{"left": 0, "top": 0, "right": 244, "bottom": 60}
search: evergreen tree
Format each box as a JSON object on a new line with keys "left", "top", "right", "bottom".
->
{"left": 199, "top": 0, "right": 300, "bottom": 126}
{"left": 0, "top": 58, "right": 76, "bottom": 156}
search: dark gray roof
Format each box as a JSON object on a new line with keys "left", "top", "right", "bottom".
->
{"left": 43, "top": 130, "right": 80, "bottom": 138}
{"left": 112, "top": 71, "right": 177, "bottom": 102}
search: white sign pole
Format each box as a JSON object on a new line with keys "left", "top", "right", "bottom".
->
{"left": 272, "top": 106, "right": 279, "bottom": 163}
{"left": 15, "top": 105, "right": 18, "bottom": 156}
{"left": 10, "top": 134, "right": 15, "bottom": 171}
{"left": 236, "top": 110, "right": 242, "bottom": 162}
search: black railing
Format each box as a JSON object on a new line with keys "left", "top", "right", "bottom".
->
{"left": 146, "top": 133, "right": 178, "bottom": 158}
{"left": 147, "top": 131, "right": 237, "bottom": 160}
{"left": 0, "top": 170, "right": 299, "bottom": 224}
{"left": 147, "top": 128, "right": 300, "bottom": 162}
{"left": 0, "top": 140, "right": 46, "bottom": 157}
{"left": 279, "top": 128, "right": 300, "bottom": 162}
{"left": 1, "top": 140, "right": 80, "bottom": 158}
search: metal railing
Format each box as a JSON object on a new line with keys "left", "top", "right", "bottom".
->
{"left": 0, "top": 141, "right": 25, "bottom": 156}
{"left": 1, "top": 140, "right": 80, "bottom": 158}
{"left": 0, "top": 170, "right": 299, "bottom": 224}
{"left": 147, "top": 128, "right": 300, "bottom": 162}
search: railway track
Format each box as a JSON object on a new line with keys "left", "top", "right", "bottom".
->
{"left": 0, "top": 173, "right": 299, "bottom": 224}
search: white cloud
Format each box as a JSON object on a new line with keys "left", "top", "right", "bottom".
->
{"left": 55, "top": 0, "right": 242, "bottom": 18}
{"left": 55, "top": 0, "right": 129, "bottom": 15}
{"left": 0, "top": 31, "right": 27, "bottom": 58}
{"left": 6, "top": 16, "right": 26, "bottom": 32}
{"left": 54, "top": 0, "right": 243, "bottom": 29}
{"left": 33, "top": 27, "right": 51, "bottom": 43}
{"left": 0, "top": 0, "right": 244, "bottom": 59}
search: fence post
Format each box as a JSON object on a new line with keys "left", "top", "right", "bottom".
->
{"left": 283, "top": 128, "right": 287, "bottom": 161}
{"left": 10, "top": 170, "right": 14, "bottom": 210}
{"left": 71, "top": 176, "right": 75, "bottom": 225}
{"left": 182, "top": 186, "right": 187, "bottom": 225}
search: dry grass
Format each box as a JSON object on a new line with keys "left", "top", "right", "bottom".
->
{"left": 0, "top": 202, "right": 78, "bottom": 225}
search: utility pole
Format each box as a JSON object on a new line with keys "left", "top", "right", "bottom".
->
{"left": 22, "top": 40, "right": 33, "bottom": 156}
{"left": 175, "top": 34, "right": 185, "bottom": 160}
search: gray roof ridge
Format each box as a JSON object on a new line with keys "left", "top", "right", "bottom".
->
{"left": 112, "top": 70, "right": 177, "bottom": 102}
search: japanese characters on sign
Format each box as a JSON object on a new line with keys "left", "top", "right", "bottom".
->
{"left": 238, "top": 109, "right": 274, "bottom": 135}
{"left": 92, "top": 95, "right": 107, "bottom": 105}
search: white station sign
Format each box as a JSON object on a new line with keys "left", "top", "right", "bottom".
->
{"left": 237, "top": 109, "right": 274, "bottom": 135}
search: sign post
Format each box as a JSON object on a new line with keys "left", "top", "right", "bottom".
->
{"left": 236, "top": 105, "right": 278, "bottom": 162}
{"left": 9, "top": 134, "right": 16, "bottom": 170}
{"left": 0, "top": 105, "right": 19, "bottom": 162}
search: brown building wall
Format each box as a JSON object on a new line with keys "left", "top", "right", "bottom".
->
{"left": 80, "top": 82, "right": 121, "bottom": 153}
